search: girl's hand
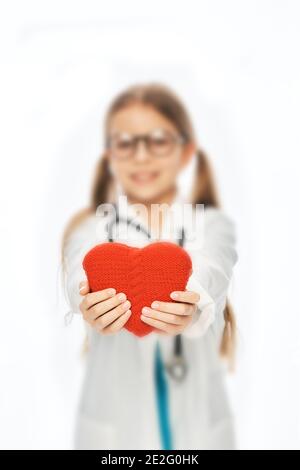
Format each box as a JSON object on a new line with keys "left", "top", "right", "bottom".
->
{"left": 140, "top": 290, "right": 200, "bottom": 335}
{"left": 79, "top": 280, "right": 132, "bottom": 335}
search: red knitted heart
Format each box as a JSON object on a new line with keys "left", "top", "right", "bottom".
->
{"left": 82, "top": 241, "right": 193, "bottom": 337}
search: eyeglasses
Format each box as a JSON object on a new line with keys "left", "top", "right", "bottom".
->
{"left": 106, "top": 128, "right": 186, "bottom": 160}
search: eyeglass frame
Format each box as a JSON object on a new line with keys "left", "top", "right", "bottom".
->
{"left": 105, "top": 129, "right": 187, "bottom": 160}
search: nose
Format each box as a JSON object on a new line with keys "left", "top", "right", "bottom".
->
{"left": 134, "top": 139, "right": 151, "bottom": 161}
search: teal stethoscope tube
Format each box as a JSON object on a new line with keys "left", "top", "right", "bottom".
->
{"left": 154, "top": 341, "right": 173, "bottom": 450}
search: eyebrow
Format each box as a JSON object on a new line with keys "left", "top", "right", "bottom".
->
{"left": 109, "top": 128, "right": 173, "bottom": 137}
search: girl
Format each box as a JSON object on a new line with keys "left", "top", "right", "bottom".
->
{"left": 62, "top": 83, "right": 238, "bottom": 450}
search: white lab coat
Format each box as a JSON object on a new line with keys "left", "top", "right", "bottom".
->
{"left": 63, "top": 193, "right": 238, "bottom": 450}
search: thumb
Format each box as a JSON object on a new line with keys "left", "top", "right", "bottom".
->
{"left": 79, "top": 279, "right": 89, "bottom": 296}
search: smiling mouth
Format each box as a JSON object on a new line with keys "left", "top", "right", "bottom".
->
{"left": 129, "top": 171, "right": 160, "bottom": 184}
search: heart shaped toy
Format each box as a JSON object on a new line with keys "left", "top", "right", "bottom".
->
{"left": 82, "top": 241, "right": 193, "bottom": 337}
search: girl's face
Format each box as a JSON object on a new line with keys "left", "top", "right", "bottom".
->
{"left": 107, "top": 104, "right": 195, "bottom": 203}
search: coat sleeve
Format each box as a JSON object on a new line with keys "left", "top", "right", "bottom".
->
{"left": 182, "top": 208, "right": 238, "bottom": 339}
{"left": 62, "top": 215, "right": 98, "bottom": 319}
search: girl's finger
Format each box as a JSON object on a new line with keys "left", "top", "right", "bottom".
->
{"left": 86, "top": 292, "right": 127, "bottom": 321}
{"left": 170, "top": 290, "right": 200, "bottom": 304}
{"left": 79, "top": 280, "right": 89, "bottom": 296}
{"left": 141, "top": 307, "right": 183, "bottom": 325}
{"left": 93, "top": 300, "right": 131, "bottom": 328}
{"left": 82, "top": 288, "right": 118, "bottom": 310}
{"left": 140, "top": 314, "right": 180, "bottom": 335}
{"left": 153, "top": 328, "right": 168, "bottom": 336}
{"left": 101, "top": 309, "right": 132, "bottom": 335}
{"left": 149, "top": 300, "right": 195, "bottom": 316}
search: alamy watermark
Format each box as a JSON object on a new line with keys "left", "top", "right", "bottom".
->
{"left": 95, "top": 195, "right": 206, "bottom": 247}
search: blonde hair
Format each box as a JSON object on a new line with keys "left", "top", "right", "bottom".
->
{"left": 62, "top": 82, "right": 236, "bottom": 368}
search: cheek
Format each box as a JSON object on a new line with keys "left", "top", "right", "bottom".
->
{"left": 110, "top": 161, "right": 131, "bottom": 182}
{"left": 159, "top": 155, "right": 182, "bottom": 178}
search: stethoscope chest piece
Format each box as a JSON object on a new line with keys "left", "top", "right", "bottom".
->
{"left": 165, "top": 354, "right": 188, "bottom": 383}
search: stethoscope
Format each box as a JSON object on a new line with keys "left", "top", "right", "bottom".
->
{"left": 106, "top": 203, "right": 188, "bottom": 383}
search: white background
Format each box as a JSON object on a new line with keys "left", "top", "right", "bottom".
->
{"left": 0, "top": 0, "right": 299, "bottom": 450}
